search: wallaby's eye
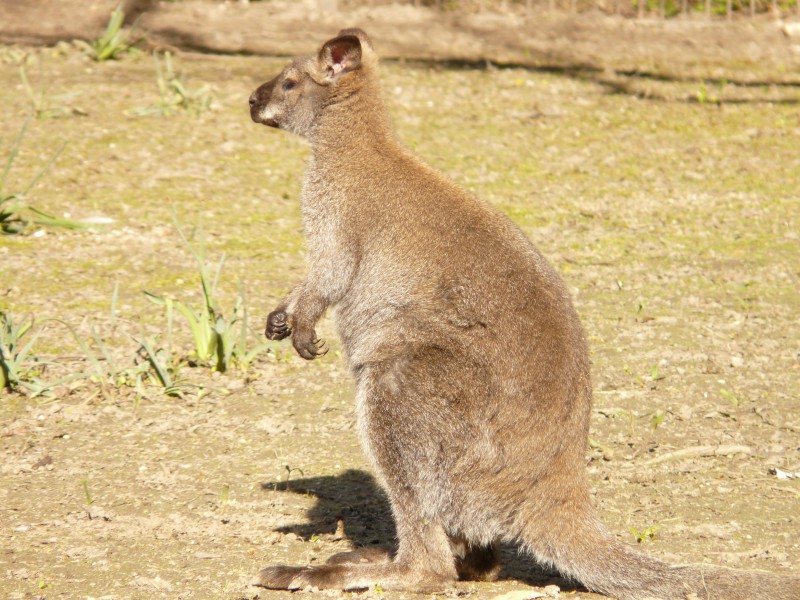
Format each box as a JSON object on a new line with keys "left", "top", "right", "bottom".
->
{"left": 282, "top": 80, "right": 297, "bottom": 92}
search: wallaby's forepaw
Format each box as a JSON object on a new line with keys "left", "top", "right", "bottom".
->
{"left": 293, "top": 327, "right": 328, "bottom": 360}
{"left": 265, "top": 310, "right": 291, "bottom": 340}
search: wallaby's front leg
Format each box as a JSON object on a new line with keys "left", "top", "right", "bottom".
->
{"left": 266, "top": 182, "right": 358, "bottom": 359}
{"left": 266, "top": 282, "right": 329, "bottom": 360}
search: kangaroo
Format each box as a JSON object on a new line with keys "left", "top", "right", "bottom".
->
{"left": 248, "top": 28, "right": 800, "bottom": 600}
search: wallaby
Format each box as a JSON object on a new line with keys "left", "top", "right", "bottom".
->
{"left": 248, "top": 28, "right": 799, "bottom": 600}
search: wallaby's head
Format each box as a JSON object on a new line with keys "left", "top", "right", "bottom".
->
{"left": 249, "top": 28, "right": 377, "bottom": 137}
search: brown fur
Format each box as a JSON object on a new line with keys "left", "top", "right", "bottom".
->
{"left": 248, "top": 29, "right": 800, "bottom": 599}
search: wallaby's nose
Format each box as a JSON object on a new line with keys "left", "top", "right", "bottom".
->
{"left": 249, "top": 93, "right": 257, "bottom": 108}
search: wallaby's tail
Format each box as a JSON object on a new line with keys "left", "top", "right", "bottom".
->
{"left": 520, "top": 503, "right": 800, "bottom": 600}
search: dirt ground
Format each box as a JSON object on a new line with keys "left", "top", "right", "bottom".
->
{"left": 1, "top": 3, "right": 799, "bottom": 600}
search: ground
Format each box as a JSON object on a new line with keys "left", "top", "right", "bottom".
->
{"left": 1, "top": 4, "right": 799, "bottom": 600}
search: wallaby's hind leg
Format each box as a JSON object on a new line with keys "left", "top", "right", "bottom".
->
{"left": 256, "top": 518, "right": 457, "bottom": 591}
{"left": 257, "top": 359, "right": 460, "bottom": 591}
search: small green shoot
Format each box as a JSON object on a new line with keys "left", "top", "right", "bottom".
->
{"left": 82, "top": 478, "right": 94, "bottom": 506}
{"left": 721, "top": 388, "right": 747, "bottom": 408}
{"left": 0, "top": 311, "right": 46, "bottom": 394}
{"left": 630, "top": 524, "right": 661, "bottom": 543}
{"left": 650, "top": 410, "right": 666, "bottom": 432}
{"left": 81, "top": 477, "right": 95, "bottom": 520}
{"left": 695, "top": 80, "right": 722, "bottom": 105}
{"left": 598, "top": 407, "right": 636, "bottom": 438}
{"left": 589, "top": 436, "right": 614, "bottom": 459}
{"left": 220, "top": 484, "right": 231, "bottom": 505}
{"left": 650, "top": 364, "right": 665, "bottom": 382}
{"left": 110, "top": 282, "right": 119, "bottom": 330}
{"left": 283, "top": 465, "right": 305, "bottom": 489}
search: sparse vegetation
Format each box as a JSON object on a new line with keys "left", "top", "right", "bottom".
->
{"left": 19, "top": 58, "right": 85, "bottom": 120}
{"left": 133, "top": 333, "right": 193, "bottom": 397}
{"left": 650, "top": 410, "right": 666, "bottom": 431}
{"left": 145, "top": 217, "right": 269, "bottom": 373}
{"left": 1, "top": 120, "right": 84, "bottom": 234}
{"left": 81, "top": 478, "right": 93, "bottom": 507}
{"left": 721, "top": 388, "right": 748, "bottom": 408}
{"left": 135, "top": 51, "right": 211, "bottom": 116}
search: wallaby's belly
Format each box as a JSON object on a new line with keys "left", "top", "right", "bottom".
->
{"left": 334, "top": 234, "right": 588, "bottom": 400}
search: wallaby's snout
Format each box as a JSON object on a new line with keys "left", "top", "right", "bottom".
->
{"left": 249, "top": 76, "right": 279, "bottom": 128}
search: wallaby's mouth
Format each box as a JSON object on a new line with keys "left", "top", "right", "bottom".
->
{"left": 250, "top": 108, "right": 279, "bottom": 128}
{"left": 249, "top": 94, "right": 279, "bottom": 128}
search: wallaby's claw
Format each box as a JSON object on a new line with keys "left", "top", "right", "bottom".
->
{"left": 265, "top": 310, "right": 291, "bottom": 340}
{"left": 296, "top": 339, "right": 327, "bottom": 360}
{"left": 314, "top": 338, "right": 329, "bottom": 357}
{"left": 293, "top": 329, "right": 328, "bottom": 360}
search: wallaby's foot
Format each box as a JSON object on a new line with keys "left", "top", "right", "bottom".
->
{"left": 254, "top": 563, "right": 455, "bottom": 594}
{"left": 326, "top": 546, "right": 392, "bottom": 565}
{"left": 292, "top": 325, "right": 328, "bottom": 360}
{"left": 255, "top": 562, "right": 455, "bottom": 592}
{"left": 257, "top": 513, "right": 457, "bottom": 592}
{"left": 265, "top": 310, "right": 291, "bottom": 340}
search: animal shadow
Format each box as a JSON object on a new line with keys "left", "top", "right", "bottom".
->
{"left": 259, "top": 468, "right": 577, "bottom": 589}
{"left": 260, "top": 468, "right": 395, "bottom": 549}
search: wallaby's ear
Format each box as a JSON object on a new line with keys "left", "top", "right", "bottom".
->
{"left": 319, "top": 33, "right": 362, "bottom": 81}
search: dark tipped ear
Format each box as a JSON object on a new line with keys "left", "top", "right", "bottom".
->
{"left": 319, "top": 34, "right": 362, "bottom": 80}
{"left": 335, "top": 27, "right": 373, "bottom": 50}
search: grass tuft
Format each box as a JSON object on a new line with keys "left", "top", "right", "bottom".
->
{"left": 134, "top": 52, "right": 211, "bottom": 117}
{"left": 78, "top": 4, "right": 140, "bottom": 62}
{"left": 145, "top": 215, "right": 270, "bottom": 373}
